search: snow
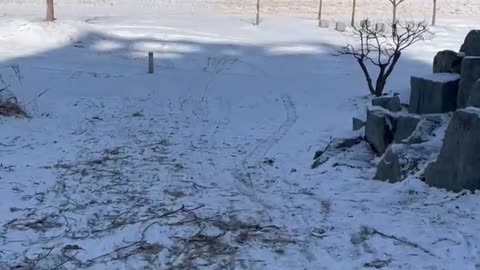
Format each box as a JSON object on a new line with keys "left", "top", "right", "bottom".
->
{"left": 463, "top": 106, "right": 480, "bottom": 116}
{"left": 413, "top": 73, "right": 461, "bottom": 83}
{"left": 1, "top": 2, "right": 480, "bottom": 270}
{"left": 1, "top": 0, "right": 479, "bottom": 21}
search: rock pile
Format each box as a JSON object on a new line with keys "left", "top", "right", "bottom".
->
{"left": 362, "top": 97, "right": 443, "bottom": 182}
{"left": 363, "top": 30, "right": 480, "bottom": 190}
{"left": 312, "top": 29, "right": 480, "bottom": 192}
{"left": 410, "top": 30, "right": 480, "bottom": 114}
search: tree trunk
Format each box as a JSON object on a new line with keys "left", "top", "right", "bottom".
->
{"left": 357, "top": 59, "right": 375, "bottom": 95}
{"left": 375, "top": 66, "right": 387, "bottom": 96}
{"left": 46, "top": 0, "right": 55, "bottom": 21}
{"left": 318, "top": 0, "right": 323, "bottom": 21}
{"left": 255, "top": 0, "right": 260, "bottom": 25}
{"left": 384, "top": 52, "right": 402, "bottom": 79}
{"left": 392, "top": 4, "right": 397, "bottom": 23}
{"left": 351, "top": 0, "right": 356, "bottom": 27}
{"left": 432, "top": 0, "right": 437, "bottom": 26}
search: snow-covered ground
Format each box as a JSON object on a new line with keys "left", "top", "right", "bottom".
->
{"left": 1, "top": 3, "right": 480, "bottom": 270}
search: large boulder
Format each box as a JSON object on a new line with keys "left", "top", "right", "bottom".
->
{"left": 433, "top": 50, "right": 463, "bottom": 74}
{"left": 460, "top": 30, "right": 480, "bottom": 56}
{"left": 467, "top": 79, "right": 480, "bottom": 107}
{"left": 372, "top": 96, "right": 402, "bottom": 112}
{"left": 425, "top": 108, "right": 480, "bottom": 192}
{"left": 409, "top": 73, "right": 460, "bottom": 114}
{"left": 458, "top": 57, "right": 480, "bottom": 108}
{"left": 365, "top": 108, "right": 396, "bottom": 155}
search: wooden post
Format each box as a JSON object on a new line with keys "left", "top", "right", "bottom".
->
{"left": 255, "top": 0, "right": 260, "bottom": 25}
{"left": 46, "top": 0, "right": 55, "bottom": 21}
{"left": 432, "top": 0, "right": 437, "bottom": 26}
{"left": 148, "top": 52, "right": 154, "bottom": 74}
{"left": 351, "top": 0, "right": 356, "bottom": 27}
{"left": 318, "top": 0, "right": 323, "bottom": 21}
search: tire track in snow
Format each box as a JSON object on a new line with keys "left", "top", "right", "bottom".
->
{"left": 232, "top": 94, "right": 297, "bottom": 209}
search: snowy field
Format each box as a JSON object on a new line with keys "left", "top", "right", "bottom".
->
{"left": 1, "top": 2, "right": 480, "bottom": 270}
{"left": 0, "top": 0, "right": 480, "bottom": 20}
{"left": 1, "top": 0, "right": 480, "bottom": 21}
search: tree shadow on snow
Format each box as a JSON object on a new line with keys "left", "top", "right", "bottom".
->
{"left": 0, "top": 18, "right": 432, "bottom": 114}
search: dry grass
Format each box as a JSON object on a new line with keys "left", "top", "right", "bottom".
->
{"left": 0, "top": 93, "right": 28, "bottom": 118}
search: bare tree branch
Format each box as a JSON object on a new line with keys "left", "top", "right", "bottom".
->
{"left": 336, "top": 19, "right": 431, "bottom": 96}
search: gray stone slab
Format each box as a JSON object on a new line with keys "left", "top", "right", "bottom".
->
{"left": 365, "top": 108, "right": 396, "bottom": 155}
{"left": 409, "top": 73, "right": 460, "bottom": 114}
{"left": 372, "top": 96, "right": 402, "bottom": 112}
{"left": 458, "top": 57, "right": 480, "bottom": 108}
{"left": 468, "top": 79, "right": 480, "bottom": 107}
{"left": 374, "top": 146, "right": 402, "bottom": 183}
{"left": 425, "top": 108, "right": 480, "bottom": 192}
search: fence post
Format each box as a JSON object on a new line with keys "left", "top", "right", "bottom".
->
{"left": 148, "top": 52, "right": 154, "bottom": 74}
{"left": 318, "top": 0, "right": 323, "bottom": 21}
{"left": 255, "top": 0, "right": 260, "bottom": 25}
{"left": 351, "top": 0, "right": 356, "bottom": 27}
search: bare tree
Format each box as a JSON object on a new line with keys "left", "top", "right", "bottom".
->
{"left": 351, "top": 0, "right": 356, "bottom": 27}
{"left": 388, "top": 0, "right": 406, "bottom": 23}
{"left": 46, "top": 0, "right": 55, "bottom": 21}
{"left": 255, "top": 0, "right": 260, "bottom": 25}
{"left": 432, "top": 0, "right": 437, "bottom": 26}
{"left": 336, "top": 20, "right": 431, "bottom": 96}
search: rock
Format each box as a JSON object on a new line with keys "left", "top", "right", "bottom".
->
{"left": 451, "top": 59, "right": 463, "bottom": 74}
{"left": 365, "top": 108, "right": 396, "bottom": 154}
{"left": 403, "top": 117, "right": 442, "bottom": 144}
{"left": 458, "top": 57, "right": 480, "bottom": 108}
{"left": 433, "top": 50, "right": 463, "bottom": 74}
{"left": 460, "top": 30, "right": 480, "bottom": 56}
{"left": 467, "top": 79, "right": 480, "bottom": 107}
{"left": 366, "top": 108, "right": 438, "bottom": 152}
{"left": 375, "top": 23, "right": 385, "bottom": 33}
{"left": 311, "top": 137, "right": 362, "bottom": 168}
{"left": 335, "top": 22, "right": 347, "bottom": 32}
{"left": 425, "top": 108, "right": 480, "bottom": 192}
{"left": 409, "top": 73, "right": 460, "bottom": 114}
{"left": 372, "top": 96, "right": 402, "bottom": 112}
{"left": 334, "top": 137, "right": 362, "bottom": 149}
{"left": 353, "top": 117, "right": 366, "bottom": 131}
{"left": 374, "top": 146, "right": 402, "bottom": 182}
{"left": 313, "top": 149, "right": 325, "bottom": 160}
{"left": 319, "top": 20, "right": 329, "bottom": 28}
{"left": 394, "top": 115, "right": 421, "bottom": 143}
{"left": 375, "top": 143, "right": 439, "bottom": 183}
